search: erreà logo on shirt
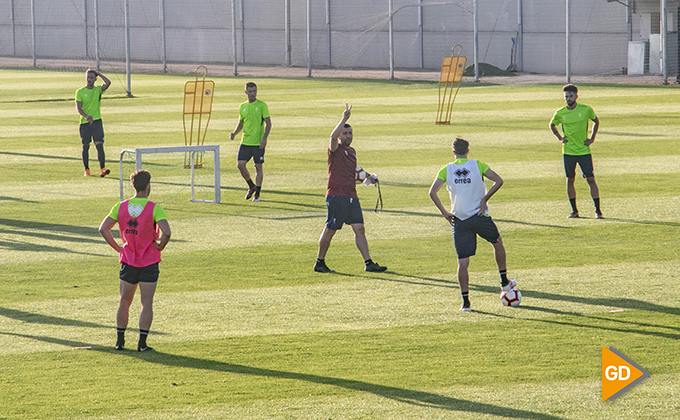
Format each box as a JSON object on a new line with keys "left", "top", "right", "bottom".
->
{"left": 454, "top": 168, "right": 471, "bottom": 184}
{"left": 126, "top": 219, "right": 139, "bottom": 235}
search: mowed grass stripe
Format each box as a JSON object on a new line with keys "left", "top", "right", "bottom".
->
{"left": 1, "top": 70, "right": 678, "bottom": 419}
{"left": 1, "top": 309, "right": 677, "bottom": 420}
{"left": 1, "top": 195, "right": 677, "bottom": 263}
{"left": 27, "top": 375, "right": 668, "bottom": 420}
{"left": 2, "top": 258, "right": 677, "bottom": 357}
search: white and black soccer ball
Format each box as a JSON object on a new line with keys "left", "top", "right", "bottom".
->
{"left": 500, "top": 288, "right": 522, "bottom": 307}
{"left": 355, "top": 166, "right": 368, "bottom": 183}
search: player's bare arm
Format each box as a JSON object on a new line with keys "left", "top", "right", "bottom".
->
{"left": 96, "top": 71, "right": 111, "bottom": 92}
{"left": 230, "top": 120, "right": 243, "bottom": 140}
{"left": 98, "top": 216, "right": 122, "bottom": 252}
{"left": 330, "top": 103, "right": 352, "bottom": 152}
{"left": 155, "top": 219, "right": 172, "bottom": 251}
{"left": 550, "top": 122, "right": 567, "bottom": 143}
{"left": 584, "top": 116, "right": 599, "bottom": 146}
{"left": 76, "top": 101, "right": 93, "bottom": 124}
{"left": 260, "top": 116, "right": 272, "bottom": 149}
{"left": 477, "top": 169, "right": 504, "bottom": 215}
{"left": 429, "top": 178, "right": 454, "bottom": 225}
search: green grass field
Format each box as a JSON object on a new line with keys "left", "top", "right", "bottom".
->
{"left": 1, "top": 68, "right": 678, "bottom": 419}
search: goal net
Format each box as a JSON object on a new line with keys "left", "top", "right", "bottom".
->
{"left": 119, "top": 145, "right": 221, "bottom": 204}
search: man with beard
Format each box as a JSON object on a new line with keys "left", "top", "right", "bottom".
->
{"left": 314, "top": 104, "right": 387, "bottom": 274}
{"left": 76, "top": 68, "right": 111, "bottom": 177}
{"left": 549, "top": 84, "right": 603, "bottom": 219}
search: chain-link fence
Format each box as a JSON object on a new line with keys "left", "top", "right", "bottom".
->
{"left": 0, "top": 0, "right": 677, "bottom": 82}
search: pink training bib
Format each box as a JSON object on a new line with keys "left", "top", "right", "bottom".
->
{"left": 117, "top": 200, "right": 161, "bottom": 267}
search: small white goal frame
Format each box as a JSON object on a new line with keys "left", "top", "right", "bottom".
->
{"left": 119, "top": 145, "right": 221, "bottom": 204}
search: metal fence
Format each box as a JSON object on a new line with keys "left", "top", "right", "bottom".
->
{"left": 1, "top": 0, "right": 677, "bottom": 84}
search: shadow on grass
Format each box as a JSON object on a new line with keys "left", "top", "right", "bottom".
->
{"left": 8, "top": 331, "right": 566, "bottom": 420}
{"left": 0, "top": 150, "right": 80, "bottom": 161}
{"left": 0, "top": 238, "right": 106, "bottom": 256}
{"left": 0, "top": 309, "right": 166, "bottom": 335}
{"left": 0, "top": 196, "right": 40, "bottom": 204}
{"left": 379, "top": 208, "right": 442, "bottom": 218}
{"left": 471, "top": 283, "right": 680, "bottom": 316}
{"left": 0, "top": 308, "right": 111, "bottom": 329}
{"left": 0, "top": 218, "right": 107, "bottom": 255}
{"left": 527, "top": 308, "right": 680, "bottom": 338}
{"left": 603, "top": 217, "right": 680, "bottom": 228}
{"left": 369, "top": 210, "right": 569, "bottom": 228}
{"left": 376, "top": 271, "right": 459, "bottom": 289}
{"left": 217, "top": 186, "right": 320, "bottom": 199}
{"left": 478, "top": 305, "right": 680, "bottom": 340}
{"left": 0, "top": 228, "right": 101, "bottom": 244}
{"left": 471, "top": 283, "right": 680, "bottom": 340}
{"left": 233, "top": 201, "right": 325, "bottom": 213}
{"left": 494, "top": 218, "right": 569, "bottom": 229}
{"left": 0, "top": 218, "right": 100, "bottom": 237}
{"left": 209, "top": 187, "right": 327, "bottom": 212}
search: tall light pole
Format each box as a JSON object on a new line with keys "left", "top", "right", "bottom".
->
{"left": 566, "top": 0, "right": 571, "bottom": 83}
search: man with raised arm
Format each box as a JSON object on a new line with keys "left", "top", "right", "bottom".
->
{"left": 314, "top": 104, "right": 387, "bottom": 274}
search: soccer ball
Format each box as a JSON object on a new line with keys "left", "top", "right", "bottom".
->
{"left": 355, "top": 166, "right": 368, "bottom": 183}
{"left": 500, "top": 288, "right": 522, "bottom": 307}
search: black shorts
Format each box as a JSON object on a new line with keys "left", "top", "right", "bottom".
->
{"left": 563, "top": 154, "right": 594, "bottom": 178}
{"left": 325, "top": 195, "right": 364, "bottom": 230}
{"left": 79, "top": 119, "right": 105, "bottom": 144}
{"left": 237, "top": 144, "right": 265, "bottom": 164}
{"left": 452, "top": 215, "right": 500, "bottom": 259}
{"left": 119, "top": 262, "right": 159, "bottom": 284}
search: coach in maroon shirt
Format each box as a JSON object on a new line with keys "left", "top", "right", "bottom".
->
{"left": 314, "top": 104, "right": 387, "bottom": 274}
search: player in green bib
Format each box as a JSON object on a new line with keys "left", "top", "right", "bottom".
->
{"left": 550, "top": 84, "right": 603, "bottom": 219}
{"left": 230, "top": 82, "right": 272, "bottom": 202}
{"left": 75, "top": 69, "right": 111, "bottom": 178}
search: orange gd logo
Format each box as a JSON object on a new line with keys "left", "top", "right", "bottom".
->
{"left": 602, "top": 346, "right": 650, "bottom": 401}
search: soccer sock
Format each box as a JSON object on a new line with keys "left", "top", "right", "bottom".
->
{"left": 461, "top": 291, "right": 470, "bottom": 307}
{"left": 593, "top": 198, "right": 601, "bottom": 214}
{"left": 116, "top": 328, "right": 126, "bottom": 346}
{"left": 499, "top": 269, "right": 508, "bottom": 286}
{"left": 364, "top": 259, "right": 373, "bottom": 265}
{"left": 569, "top": 198, "right": 578, "bottom": 213}
{"left": 82, "top": 143, "right": 90, "bottom": 169}
{"left": 255, "top": 186, "right": 261, "bottom": 194}
{"left": 246, "top": 179, "right": 255, "bottom": 188}
{"left": 316, "top": 258, "right": 325, "bottom": 264}
{"left": 138, "top": 329, "right": 149, "bottom": 348}
{"left": 95, "top": 143, "right": 106, "bottom": 168}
